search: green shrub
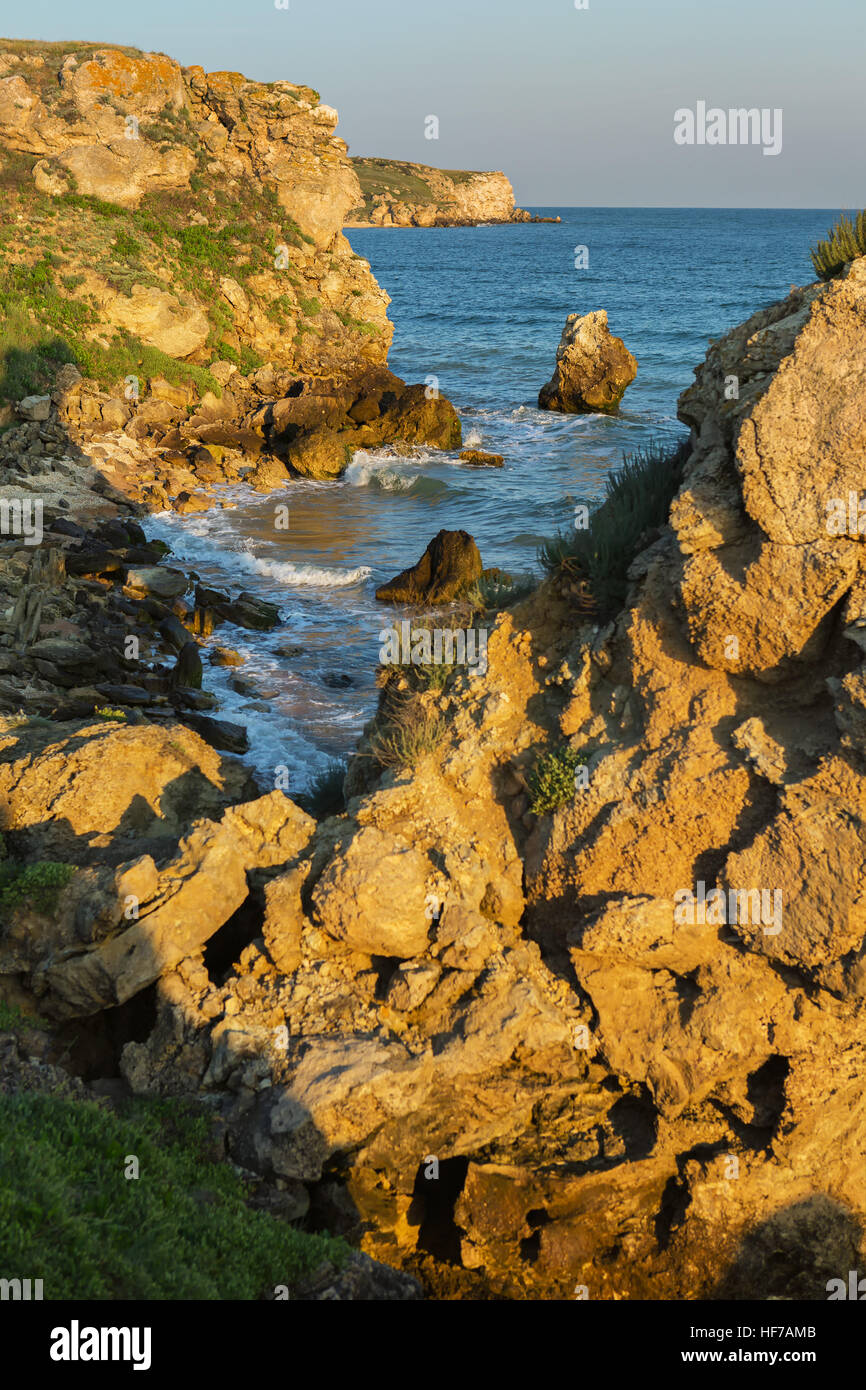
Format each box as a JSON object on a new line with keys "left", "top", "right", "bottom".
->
{"left": 297, "top": 294, "right": 321, "bottom": 319}
{"left": 297, "top": 760, "right": 347, "bottom": 819}
{"left": 372, "top": 690, "right": 445, "bottom": 769}
{"left": 467, "top": 570, "right": 536, "bottom": 613}
{"left": 0, "top": 1092, "right": 348, "bottom": 1298}
{"left": 540, "top": 438, "right": 688, "bottom": 616}
{"left": 528, "top": 745, "right": 585, "bottom": 816}
{"left": 94, "top": 706, "right": 127, "bottom": 722}
{"left": 0, "top": 862, "right": 76, "bottom": 916}
{"left": 810, "top": 210, "right": 866, "bottom": 281}
{"left": 112, "top": 229, "right": 142, "bottom": 260}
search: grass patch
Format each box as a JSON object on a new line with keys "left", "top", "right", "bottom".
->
{"left": 528, "top": 744, "right": 585, "bottom": 816}
{"left": 0, "top": 1092, "right": 349, "bottom": 1298}
{"left": 810, "top": 210, "right": 866, "bottom": 281}
{"left": 372, "top": 688, "right": 445, "bottom": 769}
{"left": 540, "top": 438, "right": 688, "bottom": 617}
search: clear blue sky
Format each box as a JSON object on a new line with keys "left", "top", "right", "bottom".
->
{"left": 4, "top": 0, "right": 863, "bottom": 206}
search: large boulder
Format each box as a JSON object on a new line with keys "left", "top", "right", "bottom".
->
{"left": 0, "top": 720, "right": 251, "bottom": 861}
{"left": 311, "top": 825, "right": 432, "bottom": 957}
{"left": 538, "top": 309, "right": 637, "bottom": 414}
{"left": 375, "top": 529, "right": 482, "bottom": 604}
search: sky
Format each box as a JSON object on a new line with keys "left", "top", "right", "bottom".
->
{"left": 2, "top": 0, "right": 863, "bottom": 207}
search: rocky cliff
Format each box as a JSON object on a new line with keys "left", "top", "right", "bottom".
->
{"left": 4, "top": 246, "right": 866, "bottom": 1298}
{"left": 0, "top": 40, "right": 461, "bottom": 481}
{"left": 347, "top": 157, "right": 529, "bottom": 227}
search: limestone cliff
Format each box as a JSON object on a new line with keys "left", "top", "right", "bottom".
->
{"left": 347, "top": 157, "right": 529, "bottom": 227}
{"left": 0, "top": 40, "right": 462, "bottom": 484}
{"left": 0, "top": 40, "right": 390, "bottom": 385}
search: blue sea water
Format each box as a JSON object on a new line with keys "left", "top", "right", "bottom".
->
{"left": 146, "top": 208, "right": 840, "bottom": 788}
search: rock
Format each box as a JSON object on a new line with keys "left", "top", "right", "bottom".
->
{"left": 538, "top": 309, "right": 637, "bottom": 414}
{"left": 285, "top": 431, "right": 353, "bottom": 481}
{"left": 459, "top": 449, "right": 504, "bottom": 467}
{"left": 209, "top": 646, "right": 245, "bottom": 667}
{"left": 246, "top": 456, "right": 292, "bottom": 492}
{"left": 106, "top": 285, "right": 209, "bottom": 359}
{"left": 94, "top": 684, "right": 150, "bottom": 706}
{"left": 312, "top": 825, "right": 431, "bottom": 957}
{"left": 125, "top": 566, "right": 189, "bottom": 599}
{"left": 28, "top": 638, "right": 97, "bottom": 668}
{"left": 386, "top": 960, "right": 441, "bottom": 1010}
{"left": 38, "top": 791, "right": 316, "bottom": 1016}
{"left": 181, "top": 712, "right": 250, "bottom": 754}
{"left": 376, "top": 529, "right": 482, "bottom": 604}
{"left": 0, "top": 720, "right": 250, "bottom": 861}
{"left": 17, "top": 394, "right": 51, "bottom": 421}
{"left": 171, "top": 642, "right": 203, "bottom": 690}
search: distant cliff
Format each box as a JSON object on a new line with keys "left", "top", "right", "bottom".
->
{"left": 347, "top": 157, "right": 533, "bottom": 226}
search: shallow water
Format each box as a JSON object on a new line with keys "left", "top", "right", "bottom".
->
{"left": 145, "top": 207, "right": 839, "bottom": 790}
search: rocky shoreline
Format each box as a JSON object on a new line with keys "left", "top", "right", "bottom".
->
{"left": 2, "top": 35, "right": 866, "bottom": 1306}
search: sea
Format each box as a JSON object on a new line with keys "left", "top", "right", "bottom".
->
{"left": 144, "top": 207, "right": 840, "bottom": 790}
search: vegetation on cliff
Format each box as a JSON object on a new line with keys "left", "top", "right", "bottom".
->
{"left": 810, "top": 208, "right": 866, "bottom": 281}
{"left": 0, "top": 39, "right": 391, "bottom": 406}
{"left": 539, "top": 437, "right": 688, "bottom": 614}
{"left": 0, "top": 1091, "right": 348, "bottom": 1298}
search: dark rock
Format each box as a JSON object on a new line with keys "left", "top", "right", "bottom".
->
{"left": 375, "top": 529, "right": 483, "bottom": 604}
{"left": 94, "top": 684, "right": 151, "bottom": 706}
{"left": 49, "top": 517, "right": 87, "bottom": 539}
{"left": 182, "top": 713, "right": 249, "bottom": 753}
{"left": 159, "top": 614, "right": 191, "bottom": 652}
{"left": 171, "top": 642, "right": 203, "bottom": 690}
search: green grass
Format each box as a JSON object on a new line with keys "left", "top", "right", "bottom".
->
{"left": 540, "top": 438, "right": 688, "bottom": 616}
{"left": 528, "top": 745, "right": 585, "bottom": 816}
{"left": 0, "top": 862, "right": 76, "bottom": 917}
{"left": 810, "top": 210, "right": 866, "bottom": 281}
{"left": 0, "top": 1000, "right": 27, "bottom": 1032}
{"left": 0, "top": 243, "right": 223, "bottom": 402}
{"left": 0, "top": 1092, "right": 349, "bottom": 1298}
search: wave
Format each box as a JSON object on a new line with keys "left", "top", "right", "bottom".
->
{"left": 345, "top": 450, "right": 449, "bottom": 497}
{"left": 233, "top": 552, "right": 373, "bottom": 588}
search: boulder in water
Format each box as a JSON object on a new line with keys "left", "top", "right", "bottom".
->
{"left": 538, "top": 309, "right": 637, "bottom": 414}
{"left": 375, "top": 529, "right": 483, "bottom": 604}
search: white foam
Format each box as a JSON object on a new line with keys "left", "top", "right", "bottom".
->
{"left": 234, "top": 553, "right": 372, "bottom": 588}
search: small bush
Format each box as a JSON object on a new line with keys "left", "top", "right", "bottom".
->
{"left": 540, "top": 438, "right": 688, "bottom": 616}
{"left": 372, "top": 690, "right": 445, "bottom": 769}
{"left": 467, "top": 570, "right": 536, "bottom": 613}
{"left": 810, "top": 210, "right": 866, "bottom": 281}
{"left": 0, "top": 862, "right": 76, "bottom": 916}
{"left": 94, "top": 706, "right": 127, "bottom": 722}
{"left": 528, "top": 744, "right": 585, "bottom": 816}
{"left": 0, "top": 999, "right": 26, "bottom": 1031}
{"left": 297, "top": 760, "right": 346, "bottom": 819}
